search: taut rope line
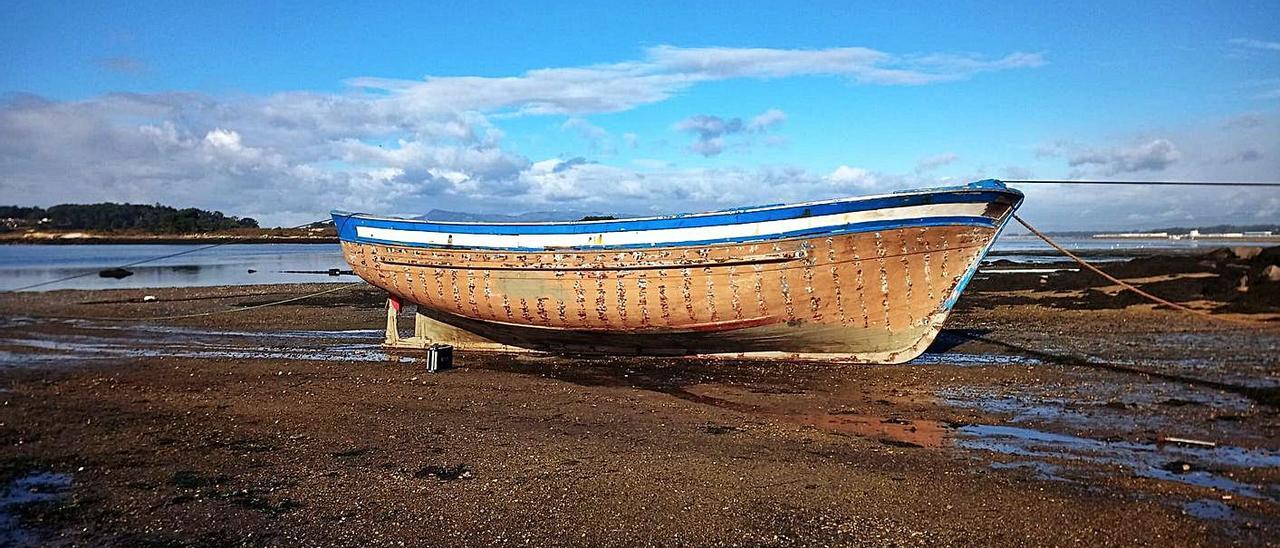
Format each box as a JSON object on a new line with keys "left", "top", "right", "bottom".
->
{"left": 44, "top": 283, "right": 364, "bottom": 322}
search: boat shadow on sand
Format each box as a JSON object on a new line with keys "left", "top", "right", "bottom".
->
{"left": 936, "top": 328, "right": 1280, "bottom": 408}
{"left": 467, "top": 327, "right": 1276, "bottom": 410}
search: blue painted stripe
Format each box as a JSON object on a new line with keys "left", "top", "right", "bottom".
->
{"left": 344, "top": 215, "right": 999, "bottom": 251}
{"left": 333, "top": 184, "right": 1021, "bottom": 240}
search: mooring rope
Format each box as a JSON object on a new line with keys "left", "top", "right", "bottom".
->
{"left": 1014, "top": 214, "right": 1275, "bottom": 328}
{"left": 44, "top": 282, "right": 365, "bottom": 322}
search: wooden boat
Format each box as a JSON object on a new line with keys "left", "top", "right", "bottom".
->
{"left": 333, "top": 179, "right": 1023, "bottom": 363}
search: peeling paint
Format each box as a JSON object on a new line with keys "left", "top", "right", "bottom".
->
{"left": 342, "top": 222, "right": 1000, "bottom": 362}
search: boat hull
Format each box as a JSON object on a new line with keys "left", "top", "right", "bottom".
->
{"left": 339, "top": 221, "right": 1006, "bottom": 363}
{"left": 335, "top": 180, "right": 1021, "bottom": 363}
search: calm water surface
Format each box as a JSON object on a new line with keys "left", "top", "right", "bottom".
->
{"left": 1, "top": 236, "right": 1272, "bottom": 291}
{"left": 0, "top": 244, "right": 348, "bottom": 291}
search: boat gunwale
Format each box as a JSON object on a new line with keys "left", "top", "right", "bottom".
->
{"left": 331, "top": 180, "right": 1023, "bottom": 233}
{"left": 342, "top": 215, "right": 1003, "bottom": 252}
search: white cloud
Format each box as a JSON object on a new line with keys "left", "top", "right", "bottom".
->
{"left": 1229, "top": 38, "right": 1280, "bottom": 52}
{"left": 561, "top": 118, "right": 613, "bottom": 153}
{"left": 673, "top": 108, "right": 787, "bottom": 157}
{"left": 914, "top": 152, "right": 959, "bottom": 173}
{"left": 645, "top": 46, "right": 1043, "bottom": 85}
{"left": 825, "top": 165, "right": 879, "bottom": 189}
{"left": 1065, "top": 139, "right": 1182, "bottom": 175}
{"left": 747, "top": 108, "right": 787, "bottom": 131}
{"left": 348, "top": 45, "right": 1043, "bottom": 116}
{"left": 688, "top": 137, "right": 727, "bottom": 157}
{"left": 202, "top": 128, "right": 242, "bottom": 150}
{"left": 675, "top": 115, "right": 743, "bottom": 137}
{"left": 1037, "top": 138, "right": 1185, "bottom": 176}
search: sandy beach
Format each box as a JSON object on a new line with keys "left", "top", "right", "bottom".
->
{"left": 0, "top": 251, "right": 1277, "bottom": 546}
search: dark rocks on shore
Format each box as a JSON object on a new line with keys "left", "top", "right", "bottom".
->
{"left": 970, "top": 246, "right": 1280, "bottom": 313}
{"left": 1202, "top": 246, "right": 1280, "bottom": 312}
{"left": 98, "top": 267, "right": 133, "bottom": 279}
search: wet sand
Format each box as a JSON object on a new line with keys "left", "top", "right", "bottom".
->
{"left": 0, "top": 251, "right": 1277, "bottom": 545}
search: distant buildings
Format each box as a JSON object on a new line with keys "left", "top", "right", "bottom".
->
{"left": 1093, "top": 232, "right": 1169, "bottom": 238}
{"left": 1094, "top": 229, "right": 1275, "bottom": 240}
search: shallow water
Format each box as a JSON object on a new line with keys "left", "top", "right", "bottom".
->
{"left": 0, "top": 243, "right": 350, "bottom": 291}
{"left": 956, "top": 424, "right": 1280, "bottom": 499}
{"left": 1183, "top": 499, "right": 1235, "bottom": 520}
{"left": 0, "top": 472, "right": 72, "bottom": 547}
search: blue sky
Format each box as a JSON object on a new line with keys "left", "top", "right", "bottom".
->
{"left": 1, "top": 1, "right": 1277, "bottom": 229}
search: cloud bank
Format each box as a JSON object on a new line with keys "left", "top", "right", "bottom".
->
{"left": 7, "top": 43, "right": 1276, "bottom": 230}
{"left": 0, "top": 45, "right": 1044, "bottom": 225}
{"left": 347, "top": 46, "right": 1044, "bottom": 116}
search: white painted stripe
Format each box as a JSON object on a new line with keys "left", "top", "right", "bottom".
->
{"left": 355, "top": 202, "right": 993, "bottom": 249}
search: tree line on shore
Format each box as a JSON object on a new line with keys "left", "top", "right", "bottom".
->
{"left": 0, "top": 203, "right": 258, "bottom": 233}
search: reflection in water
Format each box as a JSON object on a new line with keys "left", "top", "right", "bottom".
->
{"left": 0, "top": 244, "right": 349, "bottom": 291}
{"left": 0, "top": 472, "right": 72, "bottom": 547}
{"left": 956, "top": 424, "right": 1280, "bottom": 499}
{"left": 1183, "top": 499, "right": 1234, "bottom": 520}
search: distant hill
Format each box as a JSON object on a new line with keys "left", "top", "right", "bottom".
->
{"left": 0, "top": 203, "right": 258, "bottom": 233}
{"left": 417, "top": 209, "right": 640, "bottom": 223}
